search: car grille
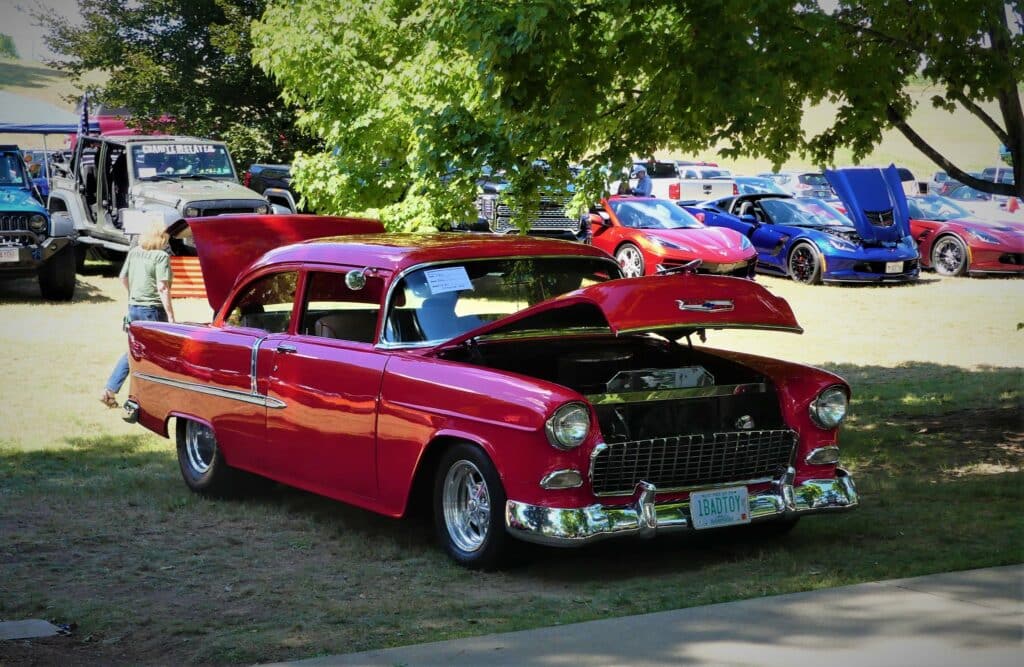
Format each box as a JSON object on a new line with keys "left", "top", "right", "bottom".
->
{"left": 853, "top": 259, "right": 918, "bottom": 274}
{"left": 590, "top": 429, "right": 796, "bottom": 496}
{"left": 493, "top": 196, "right": 577, "bottom": 232}
{"left": 998, "top": 253, "right": 1024, "bottom": 266}
{"left": 188, "top": 199, "right": 265, "bottom": 217}
{"left": 1, "top": 214, "right": 30, "bottom": 232}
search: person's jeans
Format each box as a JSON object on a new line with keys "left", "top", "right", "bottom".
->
{"left": 105, "top": 305, "right": 167, "bottom": 394}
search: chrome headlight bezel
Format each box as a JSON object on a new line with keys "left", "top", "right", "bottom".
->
{"left": 28, "top": 213, "right": 48, "bottom": 234}
{"left": 809, "top": 385, "right": 849, "bottom": 429}
{"left": 544, "top": 402, "right": 591, "bottom": 450}
{"left": 184, "top": 206, "right": 200, "bottom": 217}
{"left": 255, "top": 204, "right": 269, "bottom": 214}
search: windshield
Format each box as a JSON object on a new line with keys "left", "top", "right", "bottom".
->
{"left": 760, "top": 197, "right": 851, "bottom": 227}
{"left": 0, "top": 153, "right": 28, "bottom": 186}
{"left": 609, "top": 198, "right": 704, "bottom": 229}
{"left": 908, "top": 195, "right": 972, "bottom": 221}
{"left": 635, "top": 162, "right": 678, "bottom": 178}
{"left": 130, "top": 143, "right": 236, "bottom": 180}
{"left": 736, "top": 178, "right": 786, "bottom": 195}
{"left": 798, "top": 173, "right": 829, "bottom": 186}
{"left": 385, "top": 257, "right": 618, "bottom": 344}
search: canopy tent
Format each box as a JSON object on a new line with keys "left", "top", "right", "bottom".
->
{"left": 0, "top": 91, "right": 99, "bottom": 134}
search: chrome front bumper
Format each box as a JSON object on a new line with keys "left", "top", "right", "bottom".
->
{"left": 505, "top": 468, "right": 858, "bottom": 547}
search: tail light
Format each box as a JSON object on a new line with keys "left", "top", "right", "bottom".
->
{"left": 242, "top": 171, "right": 252, "bottom": 188}
{"left": 669, "top": 182, "right": 680, "bottom": 199}
{"left": 732, "top": 182, "right": 739, "bottom": 195}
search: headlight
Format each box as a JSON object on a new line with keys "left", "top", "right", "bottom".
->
{"left": 653, "top": 237, "right": 684, "bottom": 250}
{"left": 545, "top": 402, "right": 590, "bottom": 450}
{"left": 255, "top": 204, "right": 269, "bottom": 214}
{"left": 827, "top": 237, "right": 855, "bottom": 250}
{"left": 965, "top": 228, "right": 999, "bottom": 244}
{"left": 810, "top": 385, "right": 848, "bottom": 429}
{"left": 184, "top": 207, "right": 200, "bottom": 217}
{"left": 740, "top": 235, "right": 752, "bottom": 250}
{"left": 28, "top": 214, "right": 47, "bottom": 233}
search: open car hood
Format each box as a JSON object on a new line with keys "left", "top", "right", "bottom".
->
{"left": 433, "top": 274, "right": 802, "bottom": 352}
{"left": 168, "top": 214, "right": 385, "bottom": 312}
{"left": 825, "top": 166, "right": 912, "bottom": 243}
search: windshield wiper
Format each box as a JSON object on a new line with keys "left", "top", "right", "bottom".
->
{"left": 138, "top": 175, "right": 178, "bottom": 182}
{"left": 178, "top": 174, "right": 223, "bottom": 181}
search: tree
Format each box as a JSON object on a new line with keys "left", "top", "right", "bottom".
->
{"left": 38, "top": 0, "right": 315, "bottom": 168}
{"left": 0, "top": 33, "right": 18, "bottom": 59}
{"left": 253, "top": 0, "right": 1022, "bottom": 231}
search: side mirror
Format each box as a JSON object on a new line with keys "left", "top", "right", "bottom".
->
{"left": 739, "top": 214, "right": 759, "bottom": 224}
{"left": 589, "top": 212, "right": 611, "bottom": 227}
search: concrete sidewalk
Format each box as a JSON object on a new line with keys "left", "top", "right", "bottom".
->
{"left": 270, "top": 565, "right": 1023, "bottom": 667}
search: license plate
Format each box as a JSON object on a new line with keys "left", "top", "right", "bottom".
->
{"left": 0, "top": 248, "right": 20, "bottom": 263}
{"left": 885, "top": 261, "right": 903, "bottom": 273}
{"left": 690, "top": 487, "right": 750, "bottom": 529}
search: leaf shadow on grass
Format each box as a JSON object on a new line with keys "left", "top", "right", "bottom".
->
{"left": 0, "top": 61, "right": 66, "bottom": 89}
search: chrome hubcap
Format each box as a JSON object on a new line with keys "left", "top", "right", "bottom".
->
{"left": 934, "top": 239, "right": 964, "bottom": 274}
{"left": 185, "top": 420, "right": 216, "bottom": 474}
{"left": 442, "top": 460, "right": 491, "bottom": 553}
{"left": 617, "top": 246, "right": 643, "bottom": 277}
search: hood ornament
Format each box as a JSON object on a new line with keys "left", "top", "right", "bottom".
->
{"left": 676, "top": 299, "right": 734, "bottom": 312}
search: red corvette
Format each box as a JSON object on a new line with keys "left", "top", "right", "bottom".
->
{"left": 907, "top": 195, "right": 1024, "bottom": 276}
{"left": 124, "top": 215, "right": 857, "bottom": 568}
{"left": 588, "top": 196, "right": 757, "bottom": 278}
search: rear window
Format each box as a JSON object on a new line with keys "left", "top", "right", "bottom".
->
{"left": 636, "top": 162, "right": 679, "bottom": 178}
{"left": 798, "top": 173, "right": 829, "bottom": 186}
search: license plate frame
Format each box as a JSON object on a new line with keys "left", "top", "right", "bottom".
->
{"left": 885, "top": 261, "right": 903, "bottom": 274}
{"left": 690, "top": 486, "right": 751, "bottom": 530}
{"left": 0, "top": 247, "right": 20, "bottom": 263}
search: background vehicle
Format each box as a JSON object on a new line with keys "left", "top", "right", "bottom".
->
{"left": 588, "top": 195, "right": 756, "bottom": 278}
{"left": 466, "top": 164, "right": 587, "bottom": 241}
{"left": 0, "top": 145, "right": 76, "bottom": 299}
{"left": 690, "top": 190, "right": 919, "bottom": 284}
{"left": 734, "top": 176, "right": 787, "bottom": 195}
{"left": 244, "top": 163, "right": 303, "bottom": 213}
{"left": 616, "top": 160, "right": 736, "bottom": 202}
{"left": 758, "top": 171, "right": 833, "bottom": 199}
{"left": 48, "top": 135, "right": 290, "bottom": 269}
{"left": 907, "top": 194, "right": 1024, "bottom": 276}
{"left": 125, "top": 216, "right": 858, "bottom": 568}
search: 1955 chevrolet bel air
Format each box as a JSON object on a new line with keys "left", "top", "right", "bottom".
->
{"left": 125, "top": 214, "right": 858, "bottom": 568}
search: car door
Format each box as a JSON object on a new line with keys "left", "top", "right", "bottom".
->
{"left": 264, "top": 268, "right": 388, "bottom": 502}
{"left": 747, "top": 202, "right": 791, "bottom": 271}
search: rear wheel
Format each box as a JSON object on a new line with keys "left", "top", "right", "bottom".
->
{"left": 787, "top": 243, "right": 822, "bottom": 284}
{"left": 176, "top": 419, "right": 248, "bottom": 497}
{"left": 433, "top": 443, "right": 509, "bottom": 569}
{"left": 616, "top": 243, "right": 646, "bottom": 278}
{"left": 931, "top": 235, "right": 968, "bottom": 276}
{"left": 38, "top": 246, "right": 76, "bottom": 301}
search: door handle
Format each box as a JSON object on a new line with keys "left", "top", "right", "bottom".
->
{"left": 276, "top": 343, "right": 297, "bottom": 354}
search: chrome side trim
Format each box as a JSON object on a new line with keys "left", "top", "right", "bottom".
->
{"left": 585, "top": 382, "right": 767, "bottom": 405}
{"left": 133, "top": 371, "right": 286, "bottom": 409}
{"left": 505, "top": 468, "right": 858, "bottom": 547}
{"left": 251, "top": 336, "right": 268, "bottom": 396}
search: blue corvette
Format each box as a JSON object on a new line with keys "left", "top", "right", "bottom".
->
{"left": 687, "top": 167, "right": 920, "bottom": 284}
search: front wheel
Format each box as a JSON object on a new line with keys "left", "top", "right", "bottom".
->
{"left": 38, "top": 246, "right": 76, "bottom": 300}
{"left": 616, "top": 243, "right": 646, "bottom": 278}
{"left": 433, "top": 443, "right": 509, "bottom": 569}
{"left": 787, "top": 243, "right": 822, "bottom": 284}
{"left": 931, "top": 235, "right": 968, "bottom": 276}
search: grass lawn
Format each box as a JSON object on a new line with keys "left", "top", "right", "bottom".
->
{"left": 0, "top": 266, "right": 1021, "bottom": 665}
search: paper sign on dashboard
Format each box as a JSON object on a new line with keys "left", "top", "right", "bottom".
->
{"left": 424, "top": 267, "right": 473, "bottom": 294}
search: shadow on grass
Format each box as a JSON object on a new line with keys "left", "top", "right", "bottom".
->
{"left": 0, "top": 275, "right": 115, "bottom": 304}
{"left": 0, "top": 60, "right": 66, "bottom": 89}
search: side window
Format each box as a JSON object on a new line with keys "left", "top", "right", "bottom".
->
{"left": 225, "top": 271, "right": 298, "bottom": 333}
{"left": 299, "top": 271, "right": 383, "bottom": 344}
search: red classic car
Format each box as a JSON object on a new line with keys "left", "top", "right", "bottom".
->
{"left": 588, "top": 196, "right": 757, "bottom": 278}
{"left": 124, "top": 215, "right": 858, "bottom": 568}
{"left": 907, "top": 195, "right": 1024, "bottom": 276}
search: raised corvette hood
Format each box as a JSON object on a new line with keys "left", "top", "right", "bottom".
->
{"left": 170, "top": 214, "right": 385, "bottom": 311}
{"left": 435, "top": 274, "right": 802, "bottom": 351}
{"left": 825, "top": 166, "right": 912, "bottom": 243}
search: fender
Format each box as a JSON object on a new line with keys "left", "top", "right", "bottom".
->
{"left": 261, "top": 187, "right": 298, "bottom": 213}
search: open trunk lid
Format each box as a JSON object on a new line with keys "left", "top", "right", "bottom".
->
{"left": 433, "top": 274, "right": 802, "bottom": 352}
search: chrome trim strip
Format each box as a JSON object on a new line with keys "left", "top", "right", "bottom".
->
{"left": 506, "top": 468, "right": 858, "bottom": 547}
{"left": 585, "top": 382, "right": 767, "bottom": 405}
{"left": 251, "top": 336, "right": 268, "bottom": 396}
{"left": 133, "top": 371, "right": 286, "bottom": 409}
{"left": 616, "top": 323, "right": 804, "bottom": 335}
{"left": 377, "top": 254, "right": 622, "bottom": 348}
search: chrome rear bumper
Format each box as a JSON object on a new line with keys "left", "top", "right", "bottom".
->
{"left": 505, "top": 468, "right": 858, "bottom": 547}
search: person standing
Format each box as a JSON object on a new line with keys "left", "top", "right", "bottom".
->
{"left": 100, "top": 222, "right": 175, "bottom": 408}
{"left": 632, "top": 165, "right": 653, "bottom": 197}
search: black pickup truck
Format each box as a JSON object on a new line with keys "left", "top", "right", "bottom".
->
{"left": 244, "top": 164, "right": 303, "bottom": 212}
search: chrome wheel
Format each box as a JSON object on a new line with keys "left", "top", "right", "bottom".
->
{"left": 616, "top": 244, "right": 645, "bottom": 278}
{"left": 442, "top": 460, "right": 491, "bottom": 553}
{"left": 932, "top": 236, "right": 967, "bottom": 276}
{"left": 788, "top": 244, "right": 820, "bottom": 284}
{"left": 185, "top": 420, "right": 216, "bottom": 475}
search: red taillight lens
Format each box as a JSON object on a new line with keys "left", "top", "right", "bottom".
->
{"left": 669, "top": 182, "right": 680, "bottom": 199}
{"left": 732, "top": 183, "right": 739, "bottom": 195}
{"left": 243, "top": 171, "right": 252, "bottom": 188}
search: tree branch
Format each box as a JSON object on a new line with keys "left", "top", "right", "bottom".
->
{"left": 886, "top": 104, "right": 1018, "bottom": 197}
{"left": 949, "top": 91, "right": 1009, "bottom": 145}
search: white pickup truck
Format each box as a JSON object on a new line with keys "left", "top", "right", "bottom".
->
{"left": 614, "top": 161, "right": 736, "bottom": 202}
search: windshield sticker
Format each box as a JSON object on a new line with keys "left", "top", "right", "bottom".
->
{"left": 137, "top": 167, "right": 156, "bottom": 178}
{"left": 424, "top": 267, "right": 473, "bottom": 294}
{"left": 140, "top": 144, "right": 218, "bottom": 155}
